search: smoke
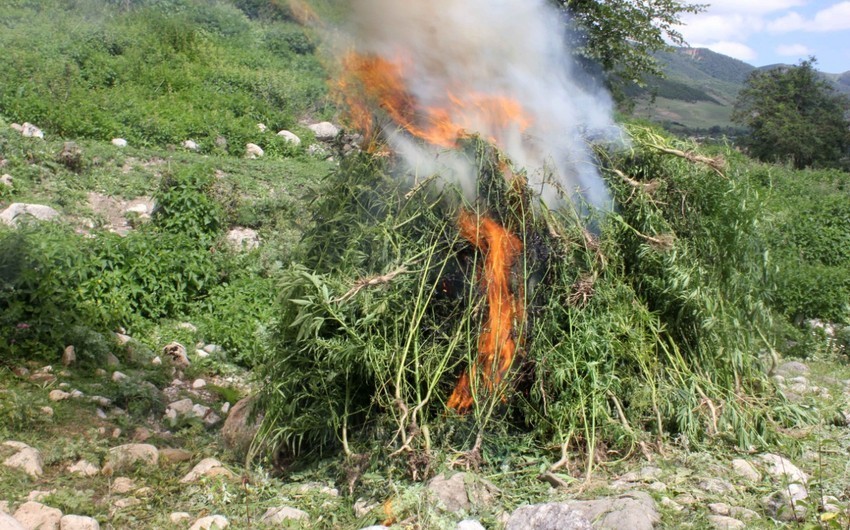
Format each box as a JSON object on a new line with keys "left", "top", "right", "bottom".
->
{"left": 335, "top": 0, "right": 622, "bottom": 210}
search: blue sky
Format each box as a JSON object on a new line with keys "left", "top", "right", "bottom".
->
{"left": 676, "top": 0, "right": 850, "bottom": 73}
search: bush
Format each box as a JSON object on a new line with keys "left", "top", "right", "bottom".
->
{"left": 153, "top": 165, "right": 225, "bottom": 245}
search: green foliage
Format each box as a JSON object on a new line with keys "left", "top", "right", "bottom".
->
{"left": 557, "top": 0, "right": 703, "bottom": 83}
{"left": 732, "top": 58, "right": 850, "bottom": 169}
{"left": 153, "top": 165, "right": 225, "bottom": 245}
{"left": 0, "top": 0, "right": 329, "bottom": 151}
{"left": 255, "top": 131, "right": 797, "bottom": 469}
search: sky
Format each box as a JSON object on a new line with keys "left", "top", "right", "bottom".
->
{"left": 676, "top": 0, "right": 850, "bottom": 73}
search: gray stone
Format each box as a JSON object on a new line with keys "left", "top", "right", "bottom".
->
{"left": 775, "top": 361, "right": 809, "bottom": 376}
{"left": 170, "top": 513, "right": 191, "bottom": 524}
{"left": 59, "top": 515, "right": 100, "bottom": 530}
{"left": 225, "top": 228, "right": 260, "bottom": 251}
{"left": 192, "top": 404, "right": 221, "bottom": 427}
{"left": 13, "top": 502, "right": 62, "bottom": 530}
{"left": 260, "top": 506, "right": 308, "bottom": 524}
{"left": 111, "top": 371, "right": 128, "bottom": 382}
{"left": 177, "top": 322, "right": 198, "bottom": 333}
{"left": 506, "top": 504, "right": 593, "bottom": 530}
{"left": 697, "top": 478, "right": 735, "bottom": 494}
{"left": 0, "top": 203, "right": 60, "bottom": 226}
{"left": 731, "top": 459, "right": 761, "bottom": 482}
{"left": 245, "top": 143, "right": 264, "bottom": 159}
{"left": 277, "top": 130, "right": 302, "bottom": 145}
{"left": 308, "top": 121, "right": 340, "bottom": 140}
{"left": 192, "top": 379, "right": 206, "bottom": 389}
{"left": 158, "top": 448, "right": 193, "bottom": 464}
{"left": 762, "top": 489, "right": 807, "bottom": 521}
{"left": 707, "top": 515, "right": 745, "bottom": 529}
{"left": 61, "top": 346, "right": 76, "bottom": 367}
{"left": 163, "top": 342, "right": 190, "bottom": 368}
{"left": 0, "top": 513, "right": 25, "bottom": 530}
{"left": 221, "top": 396, "right": 261, "bottom": 457}
{"left": 257, "top": 123, "right": 267, "bottom": 133}
{"left": 180, "top": 458, "right": 235, "bottom": 483}
{"left": 708, "top": 503, "right": 730, "bottom": 516}
{"left": 49, "top": 390, "right": 70, "bottom": 402}
{"left": 3, "top": 444, "right": 43, "bottom": 477}
{"left": 0, "top": 174, "right": 12, "bottom": 188}
{"left": 68, "top": 460, "right": 99, "bottom": 477}
{"left": 111, "top": 138, "right": 127, "bottom": 148}
{"left": 103, "top": 444, "right": 158, "bottom": 473}
{"left": 113, "top": 498, "right": 140, "bottom": 509}
{"left": 457, "top": 521, "right": 486, "bottom": 530}
{"left": 427, "top": 472, "right": 497, "bottom": 513}
{"left": 759, "top": 454, "right": 807, "bottom": 484}
{"left": 0, "top": 500, "right": 10, "bottom": 513}
{"left": 567, "top": 491, "right": 659, "bottom": 530}
{"left": 188, "top": 515, "right": 228, "bottom": 530}
{"left": 182, "top": 140, "right": 200, "bottom": 151}
{"left": 728, "top": 507, "right": 759, "bottom": 521}
{"left": 112, "top": 477, "right": 135, "bottom": 494}
{"left": 27, "top": 491, "right": 53, "bottom": 502}
{"left": 202, "top": 344, "right": 223, "bottom": 354}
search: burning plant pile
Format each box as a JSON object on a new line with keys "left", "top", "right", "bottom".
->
{"left": 253, "top": 0, "right": 801, "bottom": 478}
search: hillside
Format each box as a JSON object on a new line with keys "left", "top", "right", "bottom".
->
{"left": 632, "top": 47, "right": 850, "bottom": 134}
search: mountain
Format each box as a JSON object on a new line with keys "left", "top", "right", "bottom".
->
{"left": 631, "top": 47, "right": 850, "bottom": 134}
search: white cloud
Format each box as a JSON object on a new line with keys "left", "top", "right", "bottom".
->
{"left": 702, "top": 41, "right": 759, "bottom": 61}
{"left": 776, "top": 43, "right": 812, "bottom": 56}
{"left": 698, "top": 0, "right": 807, "bottom": 15}
{"left": 767, "top": 2, "right": 850, "bottom": 32}
{"left": 679, "top": 14, "right": 764, "bottom": 43}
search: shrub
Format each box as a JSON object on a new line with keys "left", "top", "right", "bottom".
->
{"left": 153, "top": 164, "right": 225, "bottom": 245}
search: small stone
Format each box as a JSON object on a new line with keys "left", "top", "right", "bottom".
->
{"left": 354, "top": 499, "right": 378, "bottom": 518}
{"left": 457, "top": 521, "right": 486, "bottom": 530}
{"left": 163, "top": 342, "right": 190, "bottom": 368}
{"left": 40, "top": 406, "right": 54, "bottom": 417}
{"left": 95, "top": 369, "right": 107, "bottom": 377}
{"left": 132, "top": 427, "right": 151, "bottom": 442}
{"left": 180, "top": 458, "right": 235, "bottom": 483}
{"left": 221, "top": 397, "right": 261, "bottom": 457}
{"left": 245, "top": 143, "right": 264, "bottom": 159}
{"left": 225, "top": 228, "right": 259, "bottom": 251}
{"left": 427, "top": 473, "right": 497, "bottom": 513}
{"left": 192, "top": 379, "right": 206, "bottom": 389}
{"left": 96, "top": 409, "right": 107, "bottom": 419}
{"left": 111, "top": 428, "right": 121, "bottom": 439}
{"left": 69, "top": 390, "right": 84, "bottom": 399}
{"left": 707, "top": 515, "right": 745, "bottom": 529}
{"left": 776, "top": 361, "right": 809, "bottom": 376}
{"left": 731, "top": 459, "right": 761, "bottom": 482}
{"left": 13, "top": 502, "right": 61, "bottom": 530}
{"left": 728, "top": 507, "right": 760, "bottom": 521}
{"left": 759, "top": 454, "right": 807, "bottom": 484}
{"left": 103, "top": 444, "right": 159, "bottom": 473}
{"left": 111, "top": 138, "right": 127, "bottom": 148}
{"left": 648, "top": 481, "right": 667, "bottom": 492}
{"left": 1, "top": 203, "right": 60, "bottom": 226}
{"left": 0, "top": 174, "right": 13, "bottom": 188}
{"left": 277, "top": 130, "right": 302, "bottom": 145}
{"left": 182, "top": 140, "right": 199, "bottom": 151}
{"left": 203, "top": 344, "right": 222, "bottom": 354}
{"left": 505, "top": 503, "right": 593, "bottom": 530}
{"left": 260, "top": 507, "right": 308, "bottom": 524}
{"left": 21, "top": 123, "right": 44, "bottom": 139}
{"left": 308, "top": 121, "right": 340, "bottom": 140}
{"left": 221, "top": 402, "right": 231, "bottom": 415}
{"left": 59, "top": 515, "right": 100, "bottom": 530}
{"left": 62, "top": 346, "right": 76, "bottom": 366}
{"left": 177, "top": 322, "right": 198, "bottom": 333}
{"left": 708, "top": 503, "right": 731, "bottom": 516}
{"left": 159, "top": 448, "right": 193, "bottom": 464}
{"left": 111, "top": 371, "right": 128, "bottom": 382}
{"left": 189, "top": 515, "right": 228, "bottom": 530}
{"left": 89, "top": 396, "right": 111, "bottom": 407}
{"left": 151, "top": 356, "right": 162, "bottom": 366}
{"left": 660, "top": 497, "right": 683, "bottom": 511}
{"left": 112, "top": 477, "right": 135, "bottom": 494}
{"left": 697, "top": 478, "right": 735, "bottom": 494}
{"left": 10, "top": 123, "right": 23, "bottom": 132}
{"left": 257, "top": 123, "right": 267, "bottom": 132}
{"left": 170, "top": 512, "right": 191, "bottom": 523}
{"left": 27, "top": 490, "right": 53, "bottom": 502}
{"left": 196, "top": 349, "right": 210, "bottom": 359}
{"left": 113, "top": 498, "right": 140, "bottom": 509}
{"left": 68, "top": 460, "right": 99, "bottom": 477}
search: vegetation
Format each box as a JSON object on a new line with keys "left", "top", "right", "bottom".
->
{"left": 732, "top": 59, "right": 850, "bottom": 169}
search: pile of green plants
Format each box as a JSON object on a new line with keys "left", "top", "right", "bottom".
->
{"left": 0, "top": 0, "right": 329, "bottom": 153}
{"left": 253, "top": 126, "right": 804, "bottom": 477}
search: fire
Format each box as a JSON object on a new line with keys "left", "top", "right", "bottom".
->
{"left": 447, "top": 210, "right": 525, "bottom": 413}
{"left": 336, "top": 53, "right": 532, "bottom": 150}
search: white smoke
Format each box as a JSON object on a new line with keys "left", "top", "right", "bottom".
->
{"left": 340, "top": 0, "right": 622, "bottom": 210}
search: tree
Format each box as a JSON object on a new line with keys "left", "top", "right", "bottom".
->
{"left": 732, "top": 58, "right": 850, "bottom": 170}
{"left": 556, "top": 0, "right": 704, "bottom": 82}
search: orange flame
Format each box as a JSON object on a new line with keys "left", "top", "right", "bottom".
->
{"left": 336, "top": 53, "right": 532, "bottom": 150}
{"left": 448, "top": 210, "right": 525, "bottom": 413}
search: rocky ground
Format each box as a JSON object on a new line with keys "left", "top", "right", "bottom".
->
{"left": 1, "top": 328, "right": 849, "bottom": 529}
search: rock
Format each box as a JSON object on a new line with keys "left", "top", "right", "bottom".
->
{"left": 40, "top": 406, "right": 54, "bottom": 417}
{"left": 89, "top": 396, "right": 111, "bottom": 407}
{"left": 57, "top": 142, "right": 83, "bottom": 171}
{"left": 49, "top": 390, "right": 71, "bottom": 402}
{"left": 21, "top": 123, "right": 44, "bottom": 139}
{"left": 505, "top": 503, "right": 593, "bottom": 530}
{"left": 112, "top": 477, "right": 135, "bottom": 494}
{"left": 165, "top": 398, "right": 194, "bottom": 423}
{"left": 660, "top": 497, "right": 683, "bottom": 512}
{"left": 188, "top": 515, "right": 228, "bottom": 530}
{"left": 758, "top": 453, "right": 807, "bottom": 484}
{"left": 221, "top": 402, "right": 230, "bottom": 415}
{"left": 225, "top": 228, "right": 260, "bottom": 251}
{"left": 427, "top": 472, "right": 497, "bottom": 513}
{"left": 457, "top": 521, "right": 486, "bottom": 530}
{"left": 728, "top": 507, "right": 759, "bottom": 521}
{"left": 27, "top": 491, "right": 53, "bottom": 502}
{"left": 196, "top": 349, "right": 209, "bottom": 359}
{"left": 0, "top": 174, "right": 12, "bottom": 188}
{"left": 170, "top": 512, "right": 191, "bottom": 524}
{"left": 353, "top": 499, "right": 377, "bottom": 518}
{"left": 68, "top": 460, "right": 99, "bottom": 477}
{"left": 10, "top": 123, "right": 24, "bottom": 132}
{"left": 260, "top": 507, "right": 308, "bottom": 524}
{"left": 707, "top": 515, "right": 745, "bottom": 529}
{"left": 0, "top": 513, "right": 25, "bottom": 530}
{"left": 192, "top": 404, "right": 221, "bottom": 427}
{"left": 307, "top": 144, "right": 328, "bottom": 158}
{"left": 731, "top": 459, "right": 761, "bottom": 482}
{"left": 203, "top": 344, "right": 223, "bottom": 355}
{"left": 111, "top": 138, "right": 127, "bottom": 148}
{"left": 192, "top": 379, "right": 206, "bottom": 389}
{"left": 308, "top": 121, "right": 340, "bottom": 140}
{"left": 245, "top": 143, "right": 264, "bottom": 159}
{"left": 113, "top": 335, "right": 130, "bottom": 348}
{"left": 257, "top": 123, "right": 267, "bottom": 133}
{"left": 151, "top": 356, "right": 162, "bottom": 366}
{"left": 113, "top": 498, "right": 140, "bottom": 509}
{"left": 180, "top": 458, "right": 235, "bottom": 483}
{"left": 111, "top": 371, "right": 128, "bottom": 382}
{"left": 221, "top": 397, "right": 261, "bottom": 457}
{"left": 277, "top": 130, "right": 302, "bottom": 145}
{"left": 0, "top": 203, "right": 60, "bottom": 227}
{"left": 697, "top": 478, "right": 735, "bottom": 494}
{"left": 762, "top": 489, "right": 807, "bottom": 521}
{"left": 567, "top": 491, "right": 659, "bottom": 530}
{"left": 177, "top": 322, "right": 198, "bottom": 333}
{"left": 775, "top": 361, "right": 809, "bottom": 376}
{"left": 3, "top": 444, "right": 44, "bottom": 477}
{"left": 0, "top": 500, "right": 10, "bottom": 513}
{"left": 708, "top": 503, "right": 730, "bottom": 515}
{"left": 60, "top": 346, "right": 76, "bottom": 367}
{"left": 159, "top": 448, "right": 193, "bottom": 464}
{"left": 182, "top": 140, "right": 199, "bottom": 151}
{"left": 103, "top": 444, "right": 158, "bottom": 473}
{"left": 59, "top": 515, "right": 100, "bottom": 530}
{"left": 163, "top": 342, "right": 189, "bottom": 369}
{"left": 13, "top": 502, "right": 62, "bottom": 530}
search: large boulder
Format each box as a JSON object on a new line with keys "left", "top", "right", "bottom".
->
{"left": 102, "top": 444, "right": 158, "bottom": 474}
{"left": 221, "top": 397, "right": 262, "bottom": 457}
{"left": 180, "top": 458, "right": 235, "bottom": 483}
{"left": 188, "top": 515, "right": 228, "bottom": 530}
{"left": 0, "top": 513, "right": 25, "bottom": 530}
{"left": 426, "top": 472, "right": 497, "bottom": 513}
{"left": 308, "top": 122, "right": 340, "bottom": 140}
{"left": 277, "top": 130, "right": 302, "bottom": 145}
{"left": 0, "top": 203, "right": 60, "bottom": 227}
{"left": 2, "top": 442, "right": 44, "bottom": 478}
{"left": 13, "top": 502, "right": 62, "bottom": 530}
{"left": 506, "top": 504, "right": 593, "bottom": 530}
{"left": 507, "top": 491, "right": 659, "bottom": 530}
{"left": 59, "top": 515, "right": 100, "bottom": 530}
